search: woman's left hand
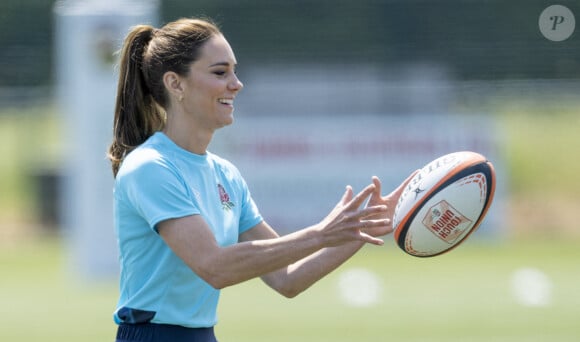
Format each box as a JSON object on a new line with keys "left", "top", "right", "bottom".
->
{"left": 363, "top": 171, "right": 419, "bottom": 237}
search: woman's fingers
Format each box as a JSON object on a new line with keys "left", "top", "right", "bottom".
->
{"left": 358, "top": 232, "right": 385, "bottom": 246}
{"left": 322, "top": 182, "right": 394, "bottom": 246}
{"left": 329, "top": 172, "right": 422, "bottom": 245}
{"left": 339, "top": 185, "right": 354, "bottom": 205}
{"left": 390, "top": 169, "right": 420, "bottom": 198}
{"left": 345, "top": 183, "right": 376, "bottom": 209}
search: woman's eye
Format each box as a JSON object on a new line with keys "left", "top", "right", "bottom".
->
{"left": 213, "top": 71, "right": 226, "bottom": 76}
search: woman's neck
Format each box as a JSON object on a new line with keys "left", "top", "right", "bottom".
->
{"left": 163, "top": 118, "right": 213, "bottom": 155}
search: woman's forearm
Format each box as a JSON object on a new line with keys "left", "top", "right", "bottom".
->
{"left": 261, "top": 241, "right": 366, "bottom": 298}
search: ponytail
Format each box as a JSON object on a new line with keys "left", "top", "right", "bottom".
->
{"left": 108, "top": 25, "right": 165, "bottom": 177}
{"left": 108, "top": 18, "right": 222, "bottom": 177}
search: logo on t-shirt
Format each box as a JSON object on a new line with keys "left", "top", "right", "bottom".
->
{"left": 218, "top": 184, "right": 235, "bottom": 211}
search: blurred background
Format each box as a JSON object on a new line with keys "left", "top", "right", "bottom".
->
{"left": 1, "top": 0, "right": 579, "bottom": 341}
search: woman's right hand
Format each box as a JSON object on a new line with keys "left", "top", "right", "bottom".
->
{"left": 315, "top": 183, "right": 389, "bottom": 247}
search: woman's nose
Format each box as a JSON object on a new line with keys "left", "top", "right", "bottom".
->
{"left": 229, "top": 74, "right": 243, "bottom": 91}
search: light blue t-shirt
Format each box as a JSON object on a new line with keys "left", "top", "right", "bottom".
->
{"left": 113, "top": 132, "right": 263, "bottom": 328}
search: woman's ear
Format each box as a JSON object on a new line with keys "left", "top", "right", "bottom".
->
{"left": 162, "top": 71, "right": 184, "bottom": 102}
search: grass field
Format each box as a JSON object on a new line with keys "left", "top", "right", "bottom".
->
{"left": 1, "top": 237, "right": 579, "bottom": 341}
{"left": 1, "top": 99, "right": 579, "bottom": 341}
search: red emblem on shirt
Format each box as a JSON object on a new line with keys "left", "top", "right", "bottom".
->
{"left": 217, "top": 184, "right": 235, "bottom": 211}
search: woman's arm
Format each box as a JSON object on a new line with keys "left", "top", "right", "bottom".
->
{"left": 158, "top": 183, "right": 388, "bottom": 290}
{"left": 239, "top": 221, "right": 367, "bottom": 298}
{"left": 242, "top": 173, "right": 417, "bottom": 298}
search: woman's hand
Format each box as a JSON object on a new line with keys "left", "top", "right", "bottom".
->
{"left": 363, "top": 171, "right": 419, "bottom": 237}
{"left": 316, "top": 183, "right": 390, "bottom": 247}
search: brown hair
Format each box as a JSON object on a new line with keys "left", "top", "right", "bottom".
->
{"left": 108, "top": 18, "right": 222, "bottom": 176}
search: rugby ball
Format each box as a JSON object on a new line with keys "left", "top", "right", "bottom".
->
{"left": 393, "top": 151, "right": 496, "bottom": 257}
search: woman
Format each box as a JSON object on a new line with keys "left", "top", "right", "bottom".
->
{"left": 108, "top": 17, "right": 415, "bottom": 342}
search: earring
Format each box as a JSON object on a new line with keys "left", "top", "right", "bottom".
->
{"left": 178, "top": 95, "right": 184, "bottom": 102}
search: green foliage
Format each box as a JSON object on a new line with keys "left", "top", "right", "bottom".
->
{"left": 2, "top": 0, "right": 580, "bottom": 87}
{"left": 498, "top": 102, "right": 580, "bottom": 196}
{"left": 0, "top": 0, "right": 54, "bottom": 87}
{"left": 156, "top": 0, "right": 580, "bottom": 80}
{"left": 0, "top": 106, "right": 61, "bottom": 218}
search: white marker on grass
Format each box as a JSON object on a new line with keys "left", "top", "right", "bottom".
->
{"left": 511, "top": 267, "right": 553, "bottom": 307}
{"left": 337, "top": 268, "right": 382, "bottom": 307}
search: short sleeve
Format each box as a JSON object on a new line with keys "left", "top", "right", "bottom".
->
{"left": 117, "top": 153, "right": 199, "bottom": 232}
{"left": 230, "top": 167, "right": 263, "bottom": 233}
{"left": 239, "top": 192, "right": 262, "bottom": 233}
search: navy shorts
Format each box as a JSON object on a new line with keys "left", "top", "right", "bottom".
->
{"left": 115, "top": 323, "right": 217, "bottom": 342}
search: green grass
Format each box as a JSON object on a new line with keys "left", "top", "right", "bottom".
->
{"left": 219, "top": 239, "right": 580, "bottom": 342}
{"left": 0, "top": 237, "right": 117, "bottom": 340}
{"left": 1, "top": 237, "right": 579, "bottom": 341}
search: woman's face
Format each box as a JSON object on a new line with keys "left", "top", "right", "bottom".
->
{"left": 179, "top": 34, "right": 243, "bottom": 130}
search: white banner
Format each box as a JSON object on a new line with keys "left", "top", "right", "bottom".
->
{"left": 211, "top": 114, "right": 505, "bottom": 237}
